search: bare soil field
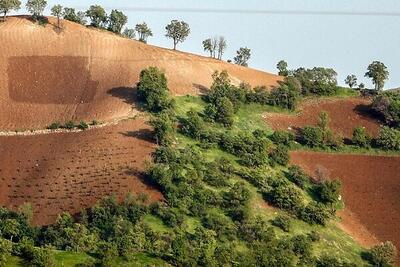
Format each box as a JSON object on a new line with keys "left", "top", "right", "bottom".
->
{"left": 290, "top": 151, "right": 400, "bottom": 256}
{"left": 0, "top": 118, "right": 162, "bottom": 226}
{"left": 0, "top": 16, "right": 281, "bottom": 130}
{"left": 265, "top": 98, "right": 382, "bottom": 138}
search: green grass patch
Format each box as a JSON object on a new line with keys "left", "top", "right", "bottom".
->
{"left": 143, "top": 214, "right": 170, "bottom": 233}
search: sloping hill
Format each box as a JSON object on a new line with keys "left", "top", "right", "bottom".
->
{"left": 0, "top": 16, "right": 281, "bottom": 130}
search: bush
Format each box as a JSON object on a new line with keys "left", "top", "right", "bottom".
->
{"left": 267, "top": 184, "right": 304, "bottom": 213}
{"left": 47, "top": 122, "right": 61, "bottom": 130}
{"left": 204, "top": 97, "right": 235, "bottom": 127}
{"left": 372, "top": 91, "right": 400, "bottom": 127}
{"left": 149, "top": 112, "right": 176, "bottom": 145}
{"left": 376, "top": 126, "right": 400, "bottom": 150}
{"left": 301, "top": 126, "right": 324, "bottom": 147}
{"left": 316, "top": 179, "right": 341, "bottom": 205}
{"left": 271, "top": 214, "right": 291, "bottom": 232}
{"left": 137, "top": 67, "right": 173, "bottom": 113}
{"left": 300, "top": 202, "right": 330, "bottom": 225}
{"left": 64, "top": 121, "right": 76, "bottom": 130}
{"left": 269, "top": 77, "right": 301, "bottom": 110}
{"left": 316, "top": 254, "right": 354, "bottom": 267}
{"left": 181, "top": 109, "right": 203, "bottom": 138}
{"left": 293, "top": 67, "right": 338, "bottom": 96}
{"left": 368, "top": 241, "right": 397, "bottom": 267}
{"left": 78, "top": 121, "right": 89, "bottom": 130}
{"left": 308, "top": 230, "right": 320, "bottom": 242}
{"left": 269, "top": 130, "right": 295, "bottom": 146}
{"left": 0, "top": 238, "right": 12, "bottom": 267}
{"left": 287, "top": 166, "right": 310, "bottom": 189}
{"left": 352, "top": 127, "right": 371, "bottom": 148}
{"left": 269, "top": 145, "right": 290, "bottom": 166}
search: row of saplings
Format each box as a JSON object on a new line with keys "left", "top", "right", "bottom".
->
{"left": 137, "top": 66, "right": 397, "bottom": 266}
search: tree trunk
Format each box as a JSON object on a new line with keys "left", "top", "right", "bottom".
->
{"left": 57, "top": 17, "right": 60, "bottom": 28}
{"left": 3, "top": 12, "right": 6, "bottom": 22}
{"left": 173, "top": 39, "right": 177, "bottom": 50}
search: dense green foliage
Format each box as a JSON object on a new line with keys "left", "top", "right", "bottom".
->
{"left": 293, "top": 67, "right": 338, "bottom": 96}
{"left": 137, "top": 67, "right": 173, "bottom": 113}
{"left": 365, "top": 61, "right": 389, "bottom": 91}
{"left": 0, "top": 0, "right": 21, "bottom": 21}
{"left": 376, "top": 126, "right": 400, "bottom": 151}
{"left": 372, "top": 90, "right": 400, "bottom": 128}
{"left": 233, "top": 47, "right": 251, "bottom": 67}
{"left": 368, "top": 242, "right": 397, "bottom": 267}
{"left": 165, "top": 20, "right": 190, "bottom": 50}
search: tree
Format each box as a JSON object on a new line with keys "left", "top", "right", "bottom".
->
{"left": 217, "top": 36, "right": 227, "bottom": 60}
{"left": 26, "top": 0, "right": 47, "bottom": 19}
{"left": 317, "top": 179, "right": 341, "bottom": 205}
{"left": 76, "top": 11, "right": 86, "bottom": 25}
{"left": 365, "top": 61, "right": 389, "bottom": 91}
{"left": 0, "top": 0, "right": 21, "bottom": 21}
{"left": 368, "top": 241, "right": 397, "bottom": 267}
{"left": 165, "top": 20, "right": 190, "bottom": 50}
{"left": 135, "top": 22, "right": 153, "bottom": 43}
{"left": 345, "top": 74, "right": 357, "bottom": 88}
{"left": 202, "top": 38, "right": 214, "bottom": 57}
{"left": 234, "top": 47, "right": 251, "bottom": 67}
{"left": 122, "top": 28, "right": 135, "bottom": 39}
{"left": 0, "top": 238, "right": 12, "bottom": 266}
{"left": 51, "top": 4, "right": 62, "bottom": 28}
{"left": 277, "top": 60, "right": 289, "bottom": 76}
{"left": 137, "top": 67, "right": 172, "bottom": 113}
{"left": 108, "top": 9, "right": 127, "bottom": 33}
{"left": 85, "top": 5, "right": 107, "bottom": 28}
{"left": 352, "top": 127, "right": 370, "bottom": 148}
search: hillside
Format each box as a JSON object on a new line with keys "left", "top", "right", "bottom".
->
{"left": 0, "top": 16, "right": 281, "bottom": 130}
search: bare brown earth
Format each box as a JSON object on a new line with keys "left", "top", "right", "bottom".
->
{"left": 265, "top": 97, "right": 382, "bottom": 138}
{"left": 0, "top": 16, "right": 281, "bottom": 130}
{"left": 0, "top": 118, "right": 163, "bottom": 225}
{"left": 290, "top": 151, "right": 400, "bottom": 257}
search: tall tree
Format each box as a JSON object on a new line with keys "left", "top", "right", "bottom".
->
{"left": 344, "top": 74, "right": 357, "bottom": 88}
{"left": 85, "top": 5, "right": 107, "bottom": 28}
{"left": 202, "top": 38, "right": 213, "bottom": 57}
{"left": 51, "top": 4, "right": 63, "bottom": 28}
{"left": 26, "top": 0, "right": 47, "bottom": 19}
{"left": 122, "top": 28, "right": 135, "bottom": 39}
{"left": 108, "top": 9, "right": 127, "bottom": 33}
{"left": 217, "top": 36, "right": 227, "bottom": 60}
{"left": 135, "top": 22, "right": 153, "bottom": 43}
{"left": 165, "top": 20, "right": 190, "bottom": 50}
{"left": 277, "top": 60, "right": 289, "bottom": 76}
{"left": 0, "top": 0, "right": 21, "bottom": 21}
{"left": 234, "top": 47, "right": 251, "bottom": 67}
{"left": 365, "top": 61, "right": 389, "bottom": 91}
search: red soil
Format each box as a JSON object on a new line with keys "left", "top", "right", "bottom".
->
{"left": 265, "top": 98, "right": 382, "bottom": 138}
{"left": 0, "top": 118, "right": 162, "bottom": 226}
{"left": 0, "top": 16, "right": 281, "bottom": 130}
{"left": 290, "top": 151, "right": 400, "bottom": 258}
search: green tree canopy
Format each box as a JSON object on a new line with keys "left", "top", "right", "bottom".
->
{"left": 165, "top": 20, "right": 190, "bottom": 50}
{"left": 26, "top": 0, "right": 47, "bottom": 19}
{"left": 234, "top": 47, "right": 251, "bottom": 67}
{"left": 365, "top": 61, "right": 389, "bottom": 91}
{"left": 345, "top": 74, "right": 357, "bottom": 88}
{"left": 108, "top": 9, "right": 127, "bottom": 33}
{"left": 135, "top": 22, "right": 153, "bottom": 43}
{"left": 277, "top": 60, "right": 289, "bottom": 76}
{"left": 51, "top": 4, "right": 63, "bottom": 28}
{"left": 0, "top": 0, "right": 21, "bottom": 21}
{"left": 85, "top": 5, "right": 107, "bottom": 28}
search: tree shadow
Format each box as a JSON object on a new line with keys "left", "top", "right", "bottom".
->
{"left": 120, "top": 128, "right": 155, "bottom": 143}
{"left": 353, "top": 104, "right": 382, "bottom": 122}
{"left": 125, "top": 167, "right": 163, "bottom": 193}
{"left": 107, "top": 87, "right": 138, "bottom": 105}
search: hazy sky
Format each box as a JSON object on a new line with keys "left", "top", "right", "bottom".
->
{"left": 13, "top": 0, "right": 400, "bottom": 88}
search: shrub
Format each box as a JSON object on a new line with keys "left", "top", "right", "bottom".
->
{"left": 352, "top": 127, "right": 371, "bottom": 148}
{"left": 293, "top": 67, "right": 338, "bottom": 96}
{"left": 300, "top": 202, "right": 330, "bottom": 225}
{"left": 316, "top": 179, "right": 341, "bottom": 205}
{"left": 372, "top": 91, "right": 400, "bottom": 127}
{"left": 368, "top": 241, "right": 397, "bottom": 267}
{"left": 267, "top": 184, "right": 304, "bottom": 213}
{"left": 137, "top": 67, "right": 173, "bottom": 113}
{"left": 269, "top": 130, "right": 295, "bottom": 146}
{"left": 269, "top": 145, "right": 290, "bottom": 166}
{"left": 316, "top": 254, "right": 353, "bottom": 267}
{"left": 204, "top": 97, "right": 235, "bottom": 127}
{"left": 78, "top": 121, "right": 89, "bottom": 130}
{"left": 308, "top": 230, "right": 321, "bottom": 242}
{"left": 0, "top": 238, "right": 12, "bottom": 267}
{"left": 149, "top": 112, "right": 175, "bottom": 145}
{"left": 181, "top": 109, "right": 203, "bottom": 138}
{"left": 47, "top": 122, "right": 61, "bottom": 130}
{"left": 287, "top": 166, "right": 310, "bottom": 189}
{"left": 64, "top": 121, "right": 75, "bottom": 130}
{"left": 301, "top": 126, "right": 324, "bottom": 147}
{"left": 376, "top": 126, "right": 400, "bottom": 150}
{"left": 269, "top": 77, "right": 301, "bottom": 110}
{"left": 291, "top": 234, "right": 313, "bottom": 259}
{"left": 271, "top": 214, "right": 291, "bottom": 232}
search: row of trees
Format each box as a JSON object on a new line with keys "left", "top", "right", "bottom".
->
{"left": 277, "top": 60, "right": 390, "bottom": 91}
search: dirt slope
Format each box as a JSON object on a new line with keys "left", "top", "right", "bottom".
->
{"left": 0, "top": 16, "right": 281, "bottom": 130}
{"left": 265, "top": 98, "right": 382, "bottom": 138}
{"left": 290, "top": 151, "right": 400, "bottom": 259}
{"left": 0, "top": 118, "right": 162, "bottom": 225}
